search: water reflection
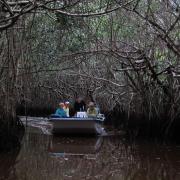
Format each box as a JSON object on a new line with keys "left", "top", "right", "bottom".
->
{"left": 0, "top": 148, "right": 20, "bottom": 180}
{"left": 0, "top": 123, "right": 180, "bottom": 180}
{"left": 48, "top": 136, "right": 103, "bottom": 157}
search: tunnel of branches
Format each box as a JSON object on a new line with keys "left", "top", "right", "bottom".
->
{"left": 0, "top": 0, "right": 180, "bottom": 149}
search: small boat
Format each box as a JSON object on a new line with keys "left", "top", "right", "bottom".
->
{"left": 49, "top": 114, "right": 105, "bottom": 135}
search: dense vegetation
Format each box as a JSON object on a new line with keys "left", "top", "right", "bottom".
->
{"left": 0, "top": 0, "right": 180, "bottom": 149}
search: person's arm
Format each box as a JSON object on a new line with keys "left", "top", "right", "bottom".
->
{"left": 94, "top": 108, "right": 98, "bottom": 116}
{"left": 62, "top": 110, "right": 67, "bottom": 118}
{"left": 82, "top": 101, "right": 86, "bottom": 111}
{"left": 55, "top": 109, "right": 59, "bottom": 115}
{"left": 87, "top": 108, "right": 90, "bottom": 115}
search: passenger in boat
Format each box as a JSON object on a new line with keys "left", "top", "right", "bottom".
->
{"left": 64, "top": 101, "right": 70, "bottom": 117}
{"left": 87, "top": 102, "right": 98, "bottom": 117}
{"left": 74, "top": 97, "right": 86, "bottom": 113}
{"left": 55, "top": 102, "right": 67, "bottom": 118}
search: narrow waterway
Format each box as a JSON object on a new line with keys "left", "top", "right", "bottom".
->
{"left": 0, "top": 117, "right": 180, "bottom": 180}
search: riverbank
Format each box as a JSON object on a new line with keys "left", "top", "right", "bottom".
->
{"left": 15, "top": 104, "right": 180, "bottom": 142}
{"left": 106, "top": 109, "right": 180, "bottom": 143}
{"left": 0, "top": 117, "right": 24, "bottom": 152}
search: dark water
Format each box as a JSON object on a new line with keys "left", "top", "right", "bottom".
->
{"left": 0, "top": 117, "right": 180, "bottom": 180}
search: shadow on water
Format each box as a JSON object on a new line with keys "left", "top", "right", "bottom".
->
{"left": 0, "top": 147, "right": 20, "bottom": 180}
{"left": 0, "top": 117, "right": 180, "bottom": 180}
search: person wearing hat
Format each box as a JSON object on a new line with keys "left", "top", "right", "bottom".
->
{"left": 87, "top": 102, "right": 98, "bottom": 117}
{"left": 55, "top": 102, "right": 67, "bottom": 118}
{"left": 64, "top": 101, "right": 70, "bottom": 117}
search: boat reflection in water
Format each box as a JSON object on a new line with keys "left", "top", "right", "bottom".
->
{"left": 1, "top": 118, "right": 180, "bottom": 180}
{"left": 48, "top": 136, "right": 103, "bottom": 157}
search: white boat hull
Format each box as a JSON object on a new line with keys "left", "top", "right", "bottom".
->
{"left": 49, "top": 117, "right": 104, "bottom": 135}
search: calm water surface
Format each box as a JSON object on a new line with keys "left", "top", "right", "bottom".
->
{"left": 0, "top": 117, "right": 180, "bottom": 180}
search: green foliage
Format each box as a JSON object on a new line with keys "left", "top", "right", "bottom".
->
{"left": 155, "top": 49, "right": 166, "bottom": 62}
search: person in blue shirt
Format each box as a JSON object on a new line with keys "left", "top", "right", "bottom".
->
{"left": 55, "top": 102, "right": 67, "bottom": 118}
